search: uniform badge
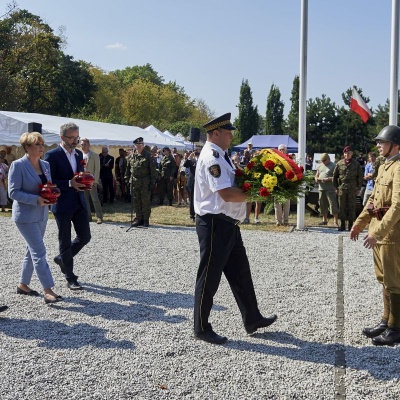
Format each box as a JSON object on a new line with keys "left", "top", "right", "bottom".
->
{"left": 212, "top": 150, "right": 220, "bottom": 158}
{"left": 209, "top": 164, "right": 221, "bottom": 178}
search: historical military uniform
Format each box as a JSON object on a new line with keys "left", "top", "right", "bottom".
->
{"left": 125, "top": 137, "right": 157, "bottom": 227}
{"left": 352, "top": 125, "right": 400, "bottom": 346}
{"left": 333, "top": 146, "right": 363, "bottom": 230}
{"left": 193, "top": 113, "right": 276, "bottom": 345}
{"left": 158, "top": 147, "right": 176, "bottom": 206}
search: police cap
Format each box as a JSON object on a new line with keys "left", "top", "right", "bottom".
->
{"left": 203, "top": 113, "right": 236, "bottom": 132}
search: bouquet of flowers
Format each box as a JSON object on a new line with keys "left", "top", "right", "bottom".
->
{"left": 235, "top": 149, "right": 314, "bottom": 204}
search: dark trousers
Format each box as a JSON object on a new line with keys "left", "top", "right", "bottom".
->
{"left": 194, "top": 214, "right": 262, "bottom": 334}
{"left": 158, "top": 176, "right": 174, "bottom": 202}
{"left": 54, "top": 201, "right": 91, "bottom": 283}
{"left": 188, "top": 185, "right": 195, "bottom": 218}
{"left": 101, "top": 174, "right": 114, "bottom": 203}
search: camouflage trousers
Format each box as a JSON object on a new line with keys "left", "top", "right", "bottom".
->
{"left": 131, "top": 177, "right": 152, "bottom": 220}
{"left": 337, "top": 188, "right": 357, "bottom": 221}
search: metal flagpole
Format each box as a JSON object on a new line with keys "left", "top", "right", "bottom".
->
{"left": 389, "top": 0, "right": 400, "bottom": 125}
{"left": 297, "top": 0, "right": 308, "bottom": 230}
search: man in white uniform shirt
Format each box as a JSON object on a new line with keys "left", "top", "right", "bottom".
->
{"left": 193, "top": 113, "right": 277, "bottom": 344}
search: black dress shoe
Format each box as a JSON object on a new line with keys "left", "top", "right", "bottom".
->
{"left": 372, "top": 328, "right": 400, "bottom": 346}
{"left": 143, "top": 220, "right": 149, "bottom": 227}
{"left": 67, "top": 281, "right": 83, "bottom": 290}
{"left": 362, "top": 320, "right": 388, "bottom": 338}
{"left": 194, "top": 330, "right": 228, "bottom": 344}
{"left": 16, "top": 287, "right": 40, "bottom": 296}
{"left": 54, "top": 256, "right": 66, "bottom": 274}
{"left": 245, "top": 315, "right": 278, "bottom": 334}
{"left": 44, "top": 295, "right": 64, "bottom": 304}
{"left": 0, "top": 305, "right": 8, "bottom": 313}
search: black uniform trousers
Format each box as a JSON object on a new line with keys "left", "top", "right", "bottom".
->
{"left": 54, "top": 197, "right": 91, "bottom": 283}
{"left": 194, "top": 214, "right": 263, "bottom": 334}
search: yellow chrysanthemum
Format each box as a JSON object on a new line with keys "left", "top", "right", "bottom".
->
{"left": 253, "top": 172, "right": 261, "bottom": 179}
{"left": 274, "top": 166, "right": 283, "bottom": 175}
{"left": 261, "top": 174, "right": 278, "bottom": 190}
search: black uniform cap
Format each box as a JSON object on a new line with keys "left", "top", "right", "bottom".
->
{"left": 133, "top": 137, "right": 144, "bottom": 144}
{"left": 203, "top": 113, "right": 236, "bottom": 132}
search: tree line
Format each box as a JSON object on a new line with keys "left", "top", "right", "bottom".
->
{"left": 0, "top": 5, "right": 396, "bottom": 154}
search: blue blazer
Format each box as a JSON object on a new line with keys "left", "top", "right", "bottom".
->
{"left": 8, "top": 155, "right": 52, "bottom": 223}
{"left": 44, "top": 145, "right": 87, "bottom": 214}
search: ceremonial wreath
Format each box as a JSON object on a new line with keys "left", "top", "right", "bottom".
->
{"left": 235, "top": 149, "right": 314, "bottom": 204}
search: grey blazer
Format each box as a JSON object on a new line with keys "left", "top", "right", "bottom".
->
{"left": 8, "top": 155, "right": 52, "bottom": 223}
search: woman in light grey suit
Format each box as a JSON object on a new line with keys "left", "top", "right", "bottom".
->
{"left": 8, "top": 132, "right": 63, "bottom": 304}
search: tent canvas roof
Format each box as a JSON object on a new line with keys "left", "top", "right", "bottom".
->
{"left": 0, "top": 111, "right": 186, "bottom": 149}
{"left": 233, "top": 135, "right": 299, "bottom": 153}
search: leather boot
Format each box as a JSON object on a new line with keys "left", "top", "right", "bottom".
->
{"left": 362, "top": 320, "right": 388, "bottom": 338}
{"left": 347, "top": 220, "right": 353, "bottom": 231}
{"left": 132, "top": 219, "right": 144, "bottom": 227}
{"left": 338, "top": 220, "right": 346, "bottom": 231}
{"left": 143, "top": 220, "right": 149, "bottom": 227}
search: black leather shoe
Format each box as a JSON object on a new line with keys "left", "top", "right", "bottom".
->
{"left": 245, "top": 315, "right": 278, "bottom": 334}
{"left": 132, "top": 219, "right": 144, "bottom": 227}
{"left": 143, "top": 220, "right": 149, "bottom": 227}
{"left": 0, "top": 305, "right": 8, "bottom": 313}
{"left": 194, "top": 330, "right": 228, "bottom": 344}
{"left": 54, "top": 256, "right": 65, "bottom": 274}
{"left": 16, "top": 287, "right": 40, "bottom": 296}
{"left": 372, "top": 328, "right": 400, "bottom": 346}
{"left": 67, "top": 281, "right": 83, "bottom": 290}
{"left": 362, "top": 320, "right": 388, "bottom": 338}
{"left": 44, "top": 295, "right": 63, "bottom": 304}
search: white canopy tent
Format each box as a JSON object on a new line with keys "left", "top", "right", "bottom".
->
{"left": 0, "top": 111, "right": 186, "bottom": 150}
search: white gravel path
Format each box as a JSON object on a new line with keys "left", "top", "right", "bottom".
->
{"left": 0, "top": 218, "right": 399, "bottom": 399}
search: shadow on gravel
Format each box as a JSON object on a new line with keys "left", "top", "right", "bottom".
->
{"left": 0, "top": 318, "right": 134, "bottom": 350}
{"left": 227, "top": 331, "right": 400, "bottom": 381}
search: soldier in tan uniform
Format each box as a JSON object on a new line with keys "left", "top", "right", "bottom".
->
{"left": 350, "top": 125, "right": 400, "bottom": 346}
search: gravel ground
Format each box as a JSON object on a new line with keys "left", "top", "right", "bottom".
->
{"left": 0, "top": 218, "right": 399, "bottom": 400}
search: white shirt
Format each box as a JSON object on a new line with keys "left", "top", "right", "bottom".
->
{"left": 194, "top": 141, "right": 246, "bottom": 221}
{"left": 60, "top": 144, "right": 78, "bottom": 173}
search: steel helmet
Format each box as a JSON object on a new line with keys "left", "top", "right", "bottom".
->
{"left": 375, "top": 125, "right": 400, "bottom": 145}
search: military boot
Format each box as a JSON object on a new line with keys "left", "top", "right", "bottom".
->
{"left": 338, "top": 220, "right": 346, "bottom": 231}
{"left": 143, "top": 220, "right": 150, "bottom": 227}
{"left": 372, "top": 293, "right": 400, "bottom": 346}
{"left": 362, "top": 320, "right": 388, "bottom": 338}
{"left": 132, "top": 219, "right": 144, "bottom": 227}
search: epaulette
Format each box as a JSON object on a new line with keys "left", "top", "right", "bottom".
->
{"left": 212, "top": 149, "right": 220, "bottom": 158}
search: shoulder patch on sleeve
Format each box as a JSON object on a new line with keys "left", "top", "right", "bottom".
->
{"left": 209, "top": 164, "right": 221, "bottom": 178}
{"left": 212, "top": 149, "right": 220, "bottom": 158}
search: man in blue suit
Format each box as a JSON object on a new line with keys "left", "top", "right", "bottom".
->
{"left": 45, "top": 122, "right": 91, "bottom": 290}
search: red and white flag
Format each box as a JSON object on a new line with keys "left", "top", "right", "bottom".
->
{"left": 350, "top": 87, "right": 371, "bottom": 123}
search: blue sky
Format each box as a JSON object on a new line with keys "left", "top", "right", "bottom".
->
{"left": 9, "top": 1, "right": 394, "bottom": 120}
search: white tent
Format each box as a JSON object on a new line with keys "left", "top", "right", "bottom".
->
{"left": 0, "top": 111, "right": 186, "bottom": 150}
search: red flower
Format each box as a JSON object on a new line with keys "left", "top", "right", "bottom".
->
{"left": 285, "top": 170, "right": 295, "bottom": 180}
{"left": 235, "top": 169, "right": 243, "bottom": 177}
{"left": 259, "top": 187, "right": 270, "bottom": 197}
{"left": 299, "top": 166, "right": 304, "bottom": 173}
{"left": 80, "top": 160, "right": 86, "bottom": 166}
{"left": 264, "top": 160, "right": 275, "bottom": 170}
{"left": 247, "top": 161, "right": 255, "bottom": 170}
{"left": 242, "top": 182, "right": 251, "bottom": 192}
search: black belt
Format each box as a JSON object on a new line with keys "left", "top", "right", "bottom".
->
{"left": 203, "top": 213, "right": 240, "bottom": 225}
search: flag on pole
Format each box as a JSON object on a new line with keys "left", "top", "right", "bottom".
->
{"left": 350, "top": 87, "right": 371, "bottom": 123}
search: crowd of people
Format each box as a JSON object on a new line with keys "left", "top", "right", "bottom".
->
{"left": 1, "top": 118, "right": 400, "bottom": 347}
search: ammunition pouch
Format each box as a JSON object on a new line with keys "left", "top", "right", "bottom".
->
{"left": 367, "top": 204, "right": 390, "bottom": 221}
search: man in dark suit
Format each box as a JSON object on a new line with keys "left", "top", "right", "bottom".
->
{"left": 44, "top": 122, "right": 91, "bottom": 290}
{"left": 99, "top": 147, "right": 115, "bottom": 204}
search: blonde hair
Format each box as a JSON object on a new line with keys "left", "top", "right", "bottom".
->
{"left": 20, "top": 132, "right": 45, "bottom": 152}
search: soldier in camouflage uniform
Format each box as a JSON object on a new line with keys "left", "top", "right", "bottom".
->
{"left": 350, "top": 125, "right": 400, "bottom": 346}
{"left": 125, "top": 137, "right": 157, "bottom": 227}
{"left": 158, "top": 147, "right": 176, "bottom": 206}
{"left": 333, "top": 145, "right": 363, "bottom": 231}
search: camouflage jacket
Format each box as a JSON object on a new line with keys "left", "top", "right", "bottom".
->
{"left": 125, "top": 150, "right": 156, "bottom": 184}
{"left": 333, "top": 158, "right": 363, "bottom": 191}
{"left": 160, "top": 154, "right": 176, "bottom": 178}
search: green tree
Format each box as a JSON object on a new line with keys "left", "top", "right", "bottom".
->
{"left": 286, "top": 76, "right": 300, "bottom": 139}
{"left": 265, "top": 84, "right": 284, "bottom": 134}
{"left": 237, "top": 79, "right": 259, "bottom": 143}
{"left": 112, "top": 64, "right": 164, "bottom": 87}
